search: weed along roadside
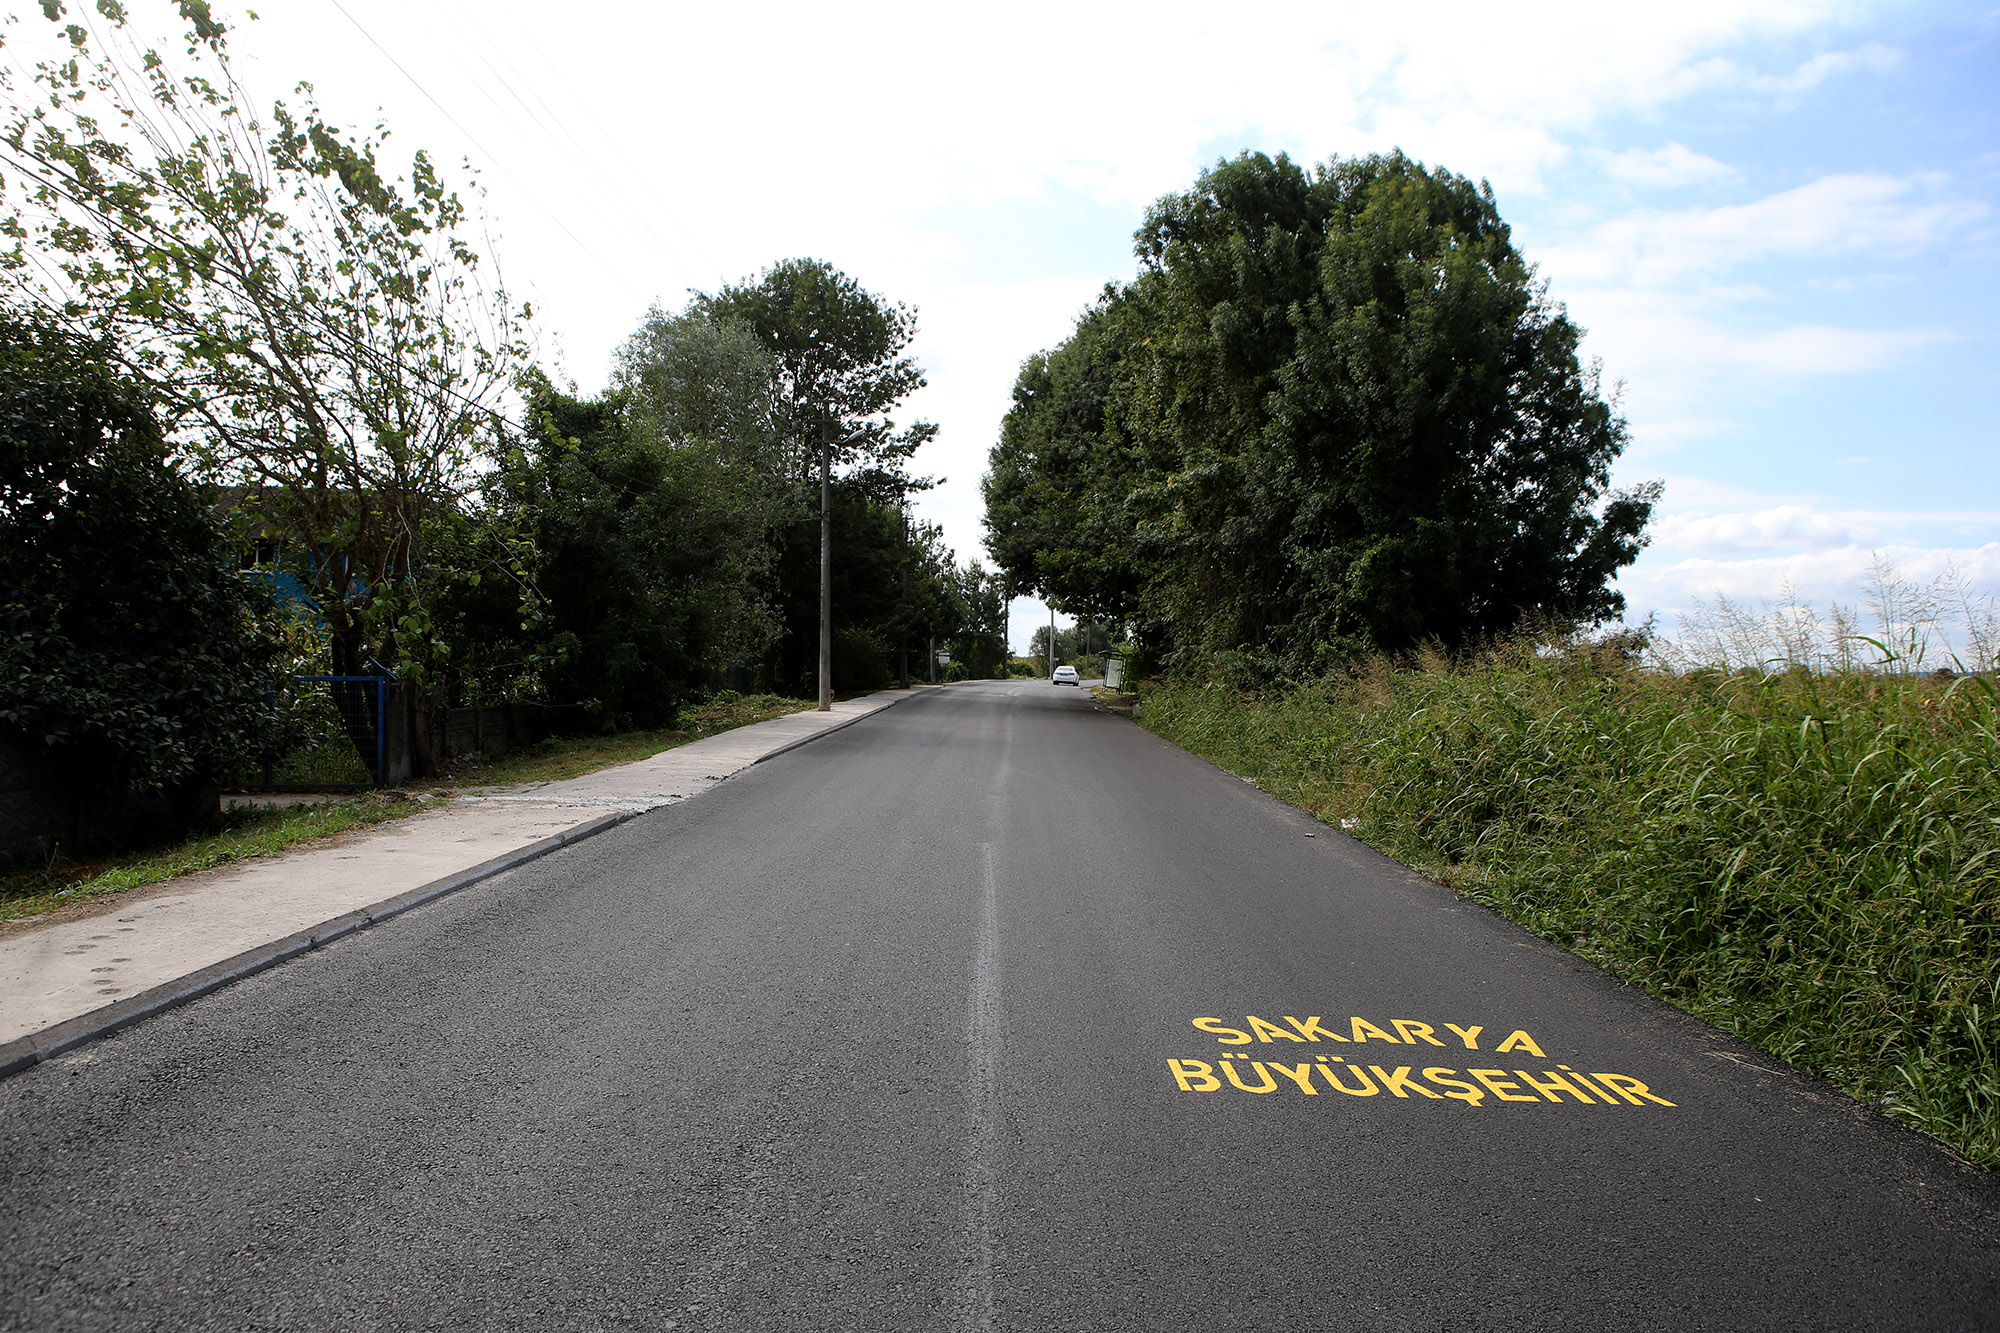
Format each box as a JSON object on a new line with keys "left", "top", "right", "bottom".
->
{"left": 1129, "top": 646, "right": 2000, "bottom": 1172}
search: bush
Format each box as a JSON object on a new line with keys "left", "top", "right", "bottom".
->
{"left": 832, "top": 627, "right": 892, "bottom": 693}
{"left": 0, "top": 316, "right": 284, "bottom": 803}
{"left": 1139, "top": 645, "right": 2000, "bottom": 1170}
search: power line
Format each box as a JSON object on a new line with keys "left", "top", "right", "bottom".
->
{"left": 466, "top": 3, "right": 726, "bottom": 290}
{"left": 437, "top": 0, "right": 711, "bottom": 284}
{"left": 322, "top": 0, "right": 646, "bottom": 305}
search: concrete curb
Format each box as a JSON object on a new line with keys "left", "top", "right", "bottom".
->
{"left": 751, "top": 686, "right": 943, "bottom": 766}
{"left": 0, "top": 809, "right": 636, "bottom": 1080}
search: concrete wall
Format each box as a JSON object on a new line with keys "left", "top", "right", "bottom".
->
{"left": 405, "top": 700, "right": 552, "bottom": 778}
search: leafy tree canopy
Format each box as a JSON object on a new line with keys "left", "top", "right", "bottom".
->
{"left": 502, "top": 314, "right": 788, "bottom": 727}
{"left": 694, "top": 257, "right": 935, "bottom": 488}
{"left": 0, "top": 1, "right": 528, "bottom": 689}
{"left": 985, "top": 151, "right": 1658, "bottom": 676}
{"left": 694, "top": 259, "right": 945, "bottom": 696}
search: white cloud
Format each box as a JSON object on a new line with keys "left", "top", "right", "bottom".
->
{"left": 1655, "top": 504, "right": 1874, "bottom": 552}
{"left": 1623, "top": 482, "right": 2000, "bottom": 631}
{"left": 1745, "top": 41, "right": 1904, "bottom": 93}
{"left": 1596, "top": 143, "right": 1740, "bottom": 189}
{"left": 1555, "top": 287, "right": 1947, "bottom": 415}
{"left": 1620, "top": 542, "right": 2000, "bottom": 622}
{"left": 1735, "top": 321, "right": 1949, "bottom": 373}
{"left": 1542, "top": 173, "right": 1989, "bottom": 288}
{"left": 62, "top": 0, "right": 1983, "bottom": 605}
{"left": 220, "top": 0, "right": 1899, "bottom": 238}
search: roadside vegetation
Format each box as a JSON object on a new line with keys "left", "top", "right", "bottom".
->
{"left": 1, "top": 5, "right": 1009, "bottom": 865}
{"left": 0, "top": 794, "right": 438, "bottom": 926}
{"left": 438, "top": 693, "right": 811, "bottom": 787}
{"left": 1134, "top": 615, "right": 2000, "bottom": 1171}
{"left": 984, "top": 150, "right": 1655, "bottom": 675}
{"left": 0, "top": 693, "right": 815, "bottom": 925}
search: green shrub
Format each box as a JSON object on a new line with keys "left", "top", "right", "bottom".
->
{"left": 0, "top": 316, "right": 283, "bottom": 803}
{"left": 1140, "top": 645, "right": 2000, "bottom": 1170}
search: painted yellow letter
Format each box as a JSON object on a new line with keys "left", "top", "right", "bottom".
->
{"left": 1421, "top": 1069, "right": 1485, "bottom": 1106}
{"left": 1168, "top": 1059, "right": 1221, "bottom": 1092}
{"left": 1246, "top": 1015, "right": 1306, "bottom": 1044}
{"left": 1192, "top": 1017, "right": 1251, "bottom": 1045}
{"left": 1268, "top": 1062, "right": 1319, "bottom": 1094}
{"left": 1284, "top": 1015, "right": 1347, "bottom": 1042}
{"left": 1443, "top": 1024, "right": 1484, "bottom": 1050}
{"left": 1316, "top": 1060, "right": 1380, "bottom": 1096}
{"left": 1222, "top": 1059, "right": 1279, "bottom": 1093}
{"left": 1467, "top": 1069, "right": 1540, "bottom": 1103}
{"left": 1495, "top": 1030, "right": 1546, "bottom": 1058}
{"left": 1590, "top": 1072, "right": 1677, "bottom": 1107}
{"left": 1514, "top": 1069, "right": 1597, "bottom": 1104}
{"left": 1349, "top": 1017, "right": 1400, "bottom": 1044}
{"left": 1370, "top": 1066, "right": 1444, "bottom": 1099}
{"left": 1390, "top": 1020, "right": 1446, "bottom": 1047}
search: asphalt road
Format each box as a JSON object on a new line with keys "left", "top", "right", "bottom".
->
{"left": 3, "top": 680, "right": 1997, "bottom": 1331}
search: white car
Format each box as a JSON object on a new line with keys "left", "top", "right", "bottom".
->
{"left": 1052, "top": 665, "right": 1080, "bottom": 686}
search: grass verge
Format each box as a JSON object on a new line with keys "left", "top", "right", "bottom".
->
{"left": 0, "top": 793, "right": 441, "bottom": 925}
{"left": 1134, "top": 645, "right": 1999, "bottom": 1172}
{"left": 0, "top": 692, "right": 820, "bottom": 925}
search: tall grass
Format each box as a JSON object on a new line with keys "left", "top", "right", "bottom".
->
{"left": 1140, "top": 640, "right": 2000, "bottom": 1170}
{"left": 1661, "top": 557, "right": 2000, "bottom": 676}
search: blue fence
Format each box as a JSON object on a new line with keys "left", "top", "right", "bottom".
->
{"left": 230, "top": 674, "right": 392, "bottom": 791}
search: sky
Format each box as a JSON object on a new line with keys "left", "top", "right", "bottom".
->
{"left": 19, "top": 0, "right": 1999, "bottom": 652}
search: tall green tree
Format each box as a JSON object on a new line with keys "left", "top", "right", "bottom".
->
{"left": 949, "top": 562, "right": 1010, "bottom": 679}
{"left": 693, "top": 259, "right": 932, "bottom": 482}
{"left": 695, "top": 259, "right": 936, "bottom": 701}
{"left": 612, "top": 307, "right": 788, "bottom": 677}
{"left": 987, "top": 151, "right": 1657, "bottom": 675}
{"left": 983, "top": 290, "right": 1153, "bottom": 627}
{"left": 501, "top": 310, "right": 789, "bottom": 727}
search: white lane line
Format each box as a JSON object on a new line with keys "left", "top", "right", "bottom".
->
{"left": 957, "top": 841, "right": 1001, "bottom": 1332}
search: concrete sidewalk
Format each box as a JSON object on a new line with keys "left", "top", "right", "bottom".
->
{"left": 0, "top": 688, "right": 933, "bottom": 1076}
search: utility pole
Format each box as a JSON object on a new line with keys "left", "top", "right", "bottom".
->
{"left": 818, "top": 416, "right": 833, "bottom": 711}
{"left": 898, "top": 495, "right": 909, "bottom": 689}
{"left": 1049, "top": 603, "right": 1057, "bottom": 680}
{"left": 813, "top": 424, "right": 874, "bottom": 712}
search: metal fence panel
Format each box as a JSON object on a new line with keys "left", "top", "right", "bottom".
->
{"left": 225, "top": 675, "right": 387, "bottom": 790}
